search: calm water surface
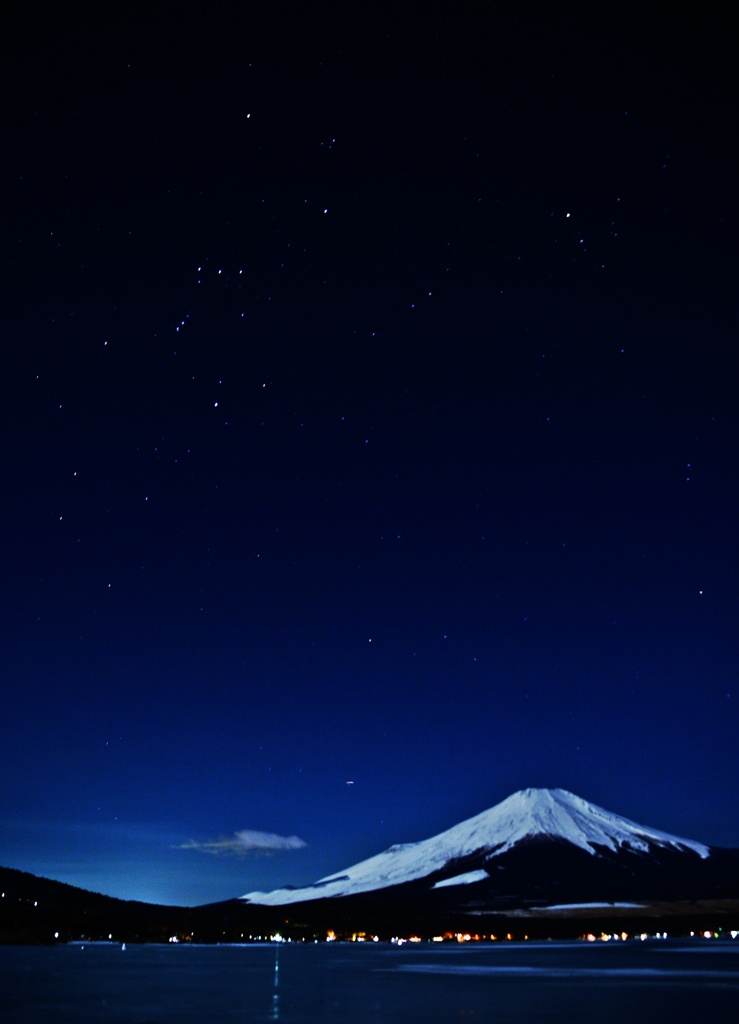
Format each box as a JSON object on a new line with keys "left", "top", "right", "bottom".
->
{"left": 1, "top": 940, "right": 737, "bottom": 1022}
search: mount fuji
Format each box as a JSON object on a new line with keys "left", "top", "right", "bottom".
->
{"left": 241, "top": 789, "right": 736, "bottom": 917}
{"left": 3, "top": 789, "right": 737, "bottom": 942}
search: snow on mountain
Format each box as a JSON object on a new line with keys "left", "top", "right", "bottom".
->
{"left": 431, "top": 869, "right": 489, "bottom": 889}
{"left": 241, "top": 788, "right": 710, "bottom": 907}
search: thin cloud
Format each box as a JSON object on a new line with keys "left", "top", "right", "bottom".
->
{"left": 176, "top": 829, "right": 307, "bottom": 857}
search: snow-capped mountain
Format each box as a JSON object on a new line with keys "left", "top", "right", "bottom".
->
{"left": 4, "top": 790, "right": 734, "bottom": 943}
{"left": 241, "top": 788, "right": 713, "bottom": 908}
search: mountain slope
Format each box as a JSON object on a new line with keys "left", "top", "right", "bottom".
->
{"left": 241, "top": 788, "right": 712, "bottom": 907}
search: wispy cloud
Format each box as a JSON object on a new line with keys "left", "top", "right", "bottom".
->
{"left": 176, "top": 829, "right": 307, "bottom": 857}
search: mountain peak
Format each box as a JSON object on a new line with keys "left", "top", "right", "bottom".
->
{"left": 242, "top": 788, "right": 711, "bottom": 906}
{"left": 478, "top": 787, "right": 710, "bottom": 859}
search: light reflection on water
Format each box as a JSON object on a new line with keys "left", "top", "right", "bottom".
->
{"left": 270, "top": 945, "right": 280, "bottom": 1021}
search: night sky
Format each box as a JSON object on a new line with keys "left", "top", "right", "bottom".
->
{"left": 2, "top": 3, "right": 737, "bottom": 907}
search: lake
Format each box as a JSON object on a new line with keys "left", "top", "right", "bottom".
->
{"left": 1, "top": 939, "right": 737, "bottom": 1022}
